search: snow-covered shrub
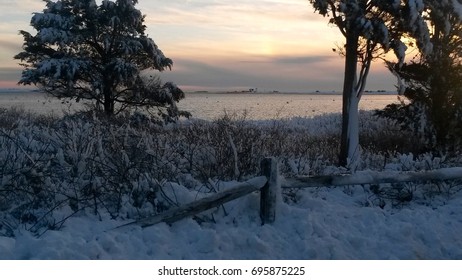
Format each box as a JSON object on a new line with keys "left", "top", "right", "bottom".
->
{"left": 0, "top": 112, "right": 183, "bottom": 236}
{"left": 0, "top": 123, "right": 60, "bottom": 235}
{"left": 0, "top": 109, "right": 461, "bottom": 236}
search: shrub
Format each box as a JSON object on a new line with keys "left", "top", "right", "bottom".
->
{"left": 0, "top": 109, "right": 461, "bottom": 236}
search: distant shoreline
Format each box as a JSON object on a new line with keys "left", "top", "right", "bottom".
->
{"left": 0, "top": 87, "right": 397, "bottom": 96}
{"left": 0, "top": 88, "right": 41, "bottom": 94}
{"left": 186, "top": 90, "right": 397, "bottom": 95}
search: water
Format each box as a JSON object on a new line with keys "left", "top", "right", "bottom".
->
{"left": 0, "top": 90, "right": 99, "bottom": 116}
{"left": 178, "top": 92, "right": 398, "bottom": 120}
{"left": 0, "top": 90, "right": 399, "bottom": 120}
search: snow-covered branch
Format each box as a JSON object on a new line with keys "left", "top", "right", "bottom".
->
{"left": 15, "top": 0, "right": 179, "bottom": 116}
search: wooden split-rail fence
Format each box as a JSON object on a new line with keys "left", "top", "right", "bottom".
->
{"left": 114, "top": 158, "right": 462, "bottom": 230}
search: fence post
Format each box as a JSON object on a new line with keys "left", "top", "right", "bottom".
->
{"left": 260, "top": 157, "right": 279, "bottom": 224}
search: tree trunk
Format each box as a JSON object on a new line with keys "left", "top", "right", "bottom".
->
{"left": 103, "top": 81, "right": 114, "bottom": 116}
{"left": 339, "top": 31, "right": 360, "bottom": 167}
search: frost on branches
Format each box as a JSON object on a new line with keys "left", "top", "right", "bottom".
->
{"left": 308, "top": 0, "right": 432, "bottom": 167}
{"left": 15, "top": 0, "right": 185, "bottom": 118}
{"left": 379, "top": 0, "right": 462, "bottom": 150}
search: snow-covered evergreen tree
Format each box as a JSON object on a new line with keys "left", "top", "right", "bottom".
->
{"left": 15, "top": 0, "right": 184, "bottom": 117}
{"left": 379, "top": 0, "right": 462, "bottom": 151}
{"left": 308, "top": 0, "right": 432, "bottom": 167}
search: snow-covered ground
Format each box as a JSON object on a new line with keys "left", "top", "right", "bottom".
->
{"left": 1, "top": 181, "right": 461, "bottom": 259}
{"left": 0, "top": 109, "right": 461, "bottom": 260}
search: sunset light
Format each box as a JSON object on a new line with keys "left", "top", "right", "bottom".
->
{"left": 1, "top": 0, "right": 462, "bottom": 263}
{"left": 0, "top": 0, "right": 396, "bottom": 92}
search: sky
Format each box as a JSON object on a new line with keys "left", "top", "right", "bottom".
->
{"left": 0, "top": 0, "right": 398, "bottom": 92}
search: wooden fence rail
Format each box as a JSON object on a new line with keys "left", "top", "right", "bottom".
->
{"left": 113, "top": 159, "right": 462, "bottom": 230}
{"left": 282, "top": 167, "right": 462, "bottom": 189}
{"left": 113, "top": 158, "right": 279, "bottom": 230}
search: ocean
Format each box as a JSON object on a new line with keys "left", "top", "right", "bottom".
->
{"left": 0, "top": 90, "right": 398, "bottom": 120}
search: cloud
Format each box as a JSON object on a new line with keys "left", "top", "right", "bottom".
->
{"left": 160, "top": 54, "right": 395, "bottom": 92}
{"left": 158, "top": 57, "right": 345, "bottom": 92}
{"left": 0, "top": 67, "right": 22, "bottom": 82}
{"left": 273, "top": 56, "right": 333, "bottom": 64}
{"left": 0, "top": 1, "right": 396, "bottom": 91}
{"left": 159, "top": 59, "right": 263, "bottom": 87}
{"left": 0, "top": 38, "right": 22, "bottom": 53}
{"left": 142, "top": 0, "right": 323, "bottom": 33}
{"left": 240, "top": 55, "right": 334, "bottom": 64}
{"left": 0, "top": 0, "right": 43, "bottom": 31}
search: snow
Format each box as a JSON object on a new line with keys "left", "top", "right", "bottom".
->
{"left": 17, "top": 0, "right": 173, "bottom": 98}
{"left": 346, "top": 94, "right": 360, "bottom": 168}
{"left": 5, "top": 0, "right": 462, "bottom": 259}
{"left": 1, "top": 107, "right": 461, "bottom": 259}
{"left": 453, "top": 0, "right": 462, "bottom": 19}
{"left": 1, "top": 176, "right": 461, "bottom": 259}
{"left": 393, "top": 40, "right": 407, "bottom": 66}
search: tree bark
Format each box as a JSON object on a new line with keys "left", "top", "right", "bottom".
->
{"left": 339, "top": 30, "right": 360, "bottom": 167}
{"left": 103, "top": 79, "right": 115, "bottom": 116}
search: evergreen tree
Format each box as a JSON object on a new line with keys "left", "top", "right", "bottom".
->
{"left": 15, "top": 0, "right": 185, "bottom": 118}
{"left": 378, "top": 0, "right": 462, "bottom": 151}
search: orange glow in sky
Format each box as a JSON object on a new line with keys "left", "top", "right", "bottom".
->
{"left": 0, "top": 0, "right": 397, "bottom": 92}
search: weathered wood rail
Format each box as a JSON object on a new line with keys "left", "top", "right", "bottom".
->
{"left": 114, "top": 158, "right": 279, "bottom": 230}
{"left": 282, "top": 167, "right": 462, "bottom": 189}
{"left": 114, "top": 159, "right": 462, "bottom": 230}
